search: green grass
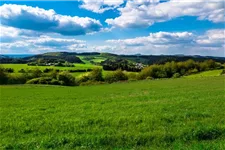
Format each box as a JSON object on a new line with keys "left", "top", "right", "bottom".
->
{"left": 78, "top": 56, "right": 106, "bottom": 64}
{"left": 184, "top": 69, "right": 223, "bottom": 78}
{"left": 1, "top": 64, "right": 100, "bottom": 72}
{"left": 0, "top": 76, "right": 225, "bottom": 149}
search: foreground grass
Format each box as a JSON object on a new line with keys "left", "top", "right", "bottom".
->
{"left": 0, "top": 76, "right": 225, "bottom": 149}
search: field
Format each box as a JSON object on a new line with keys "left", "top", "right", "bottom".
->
{"left": 184, "top": 70, "right": 223, "bottom": 78}
{"left": 1, "top": 64, "right": 99, "bottom": 72}
{"left": 1, "top": 64, "right": 101, "bottom": 78}
{"left": 0, "top": 76, "right": 225, "bottom": 149}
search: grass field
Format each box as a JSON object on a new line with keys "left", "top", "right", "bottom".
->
{"left": 0, "top": 76, "right": 225, "bottom": 149}
{"left": 184, "top": 70, "right": 223, "bottom": 78}
{"left": 1, "top": 64, "right": 99, "bottom": 72}
{"left": 78, "top": 56, "right": 106, "bottom": 64}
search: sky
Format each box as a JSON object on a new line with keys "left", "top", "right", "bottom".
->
{"left": 0, "top": 0, "right": 224, "bottom": 56}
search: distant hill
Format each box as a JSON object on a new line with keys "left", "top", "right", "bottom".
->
{"left": 1, "top": 52, "right": 225, "bottom": 65}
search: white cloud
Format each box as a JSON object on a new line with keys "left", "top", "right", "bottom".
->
{"left": 196, "top": 29, "right": 225, "bottom": 47}
{"left": 106, "top": 0, "right": 224, "bottom": 28}
{"left": 0, "top": 25, "right": 41, "bottom": 43}
{"left": 0, "top": 4, "right": 102, "bottom": 36}
{"left": 0, "top": 34, "right": 88, "bottom": 54}
{"left": 107, "top": 31, "right": 194, "bottom": 46}
{"left": 100, "top": 30, "right": 224, "bottom": 56}
{"left": 78, "top": 0, "right": 124, "bottom": 13}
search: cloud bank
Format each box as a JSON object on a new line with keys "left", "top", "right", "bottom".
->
{"left": 106, "top": 0, "right": 224, "bottom": 28}
{"left": 0, "top": 4, "right": 102, "bottom": 36}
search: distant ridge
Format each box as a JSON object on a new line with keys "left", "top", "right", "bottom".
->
{"left": 1, "top": 52, "right": 225, "bottom": 65}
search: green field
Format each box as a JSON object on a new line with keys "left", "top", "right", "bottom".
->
{"left": 1, "top": 64, "right": 101, "bottom": 78}
{"left": 184, "top": 70, "right": 223, "bottom": 78}
{"left": 78, "top": 56, "right": 106, "bottom": 64}
{"left": 1, "top": 64, "right": 99, "bottom": 72}
{"left": 0, "top": 76, "right": 225, "bottom": 149}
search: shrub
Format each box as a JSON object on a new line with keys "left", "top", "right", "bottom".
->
{"left": 105, "top": 69, "right": 128, "bottom": 83}
{"left": 4, "top": 68, "right": 14, "bottom": 73}
{"left": 57, "top": 71, "right": 76, "bottom": 86}
{"left": 26, "top": 77, "right": 52, "bottom": 84}
{"left": 26, "top": 78, "right": 40, "bottom": 84}
{"left": 50, "top": 79, "right": 61, "bottom": 85}
{"left": 18, "top": 69, "right": 26, "bottom": 73}
{"left": 0, "top": 67, "right": 8, "bottom": 84}
{"left": 43, "top": 68, "right": 54, "bottom": 73}
{"left": 39, "top": 77, "right": 52, "bottom": 84}
{"left": 7, "top": 74, "right": 27, "bottom": 84}
{"left": 172, "top": 73, "right": 181, "bottom": 78}
{"left": 30, "top": 68, "right": 42, "bottom": 78}
{"left": 146, "top": 76, "right": 153, "bottom": 80}
{"left": 126, "top": 72, "right": 138, "bottom": 81}
{"left": 88, "top": 68, "right": 103, "bottom": 81}
{"left": 76, "top": 75, "right": 89, "bottom": 84}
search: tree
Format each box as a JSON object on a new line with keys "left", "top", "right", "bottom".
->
{"left": 88, "top": 68, "right": 103, "bottom": 81}
{"left": 0, "top": 66, "right": 8, "bottom": 84}
{"left": 57, "top": 71, "right": 76, "bottom": 86}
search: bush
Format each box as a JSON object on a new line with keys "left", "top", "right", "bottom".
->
{"left": 105, "top": 69, "right": 128, "bottom": 83}
{"left": 26, "top": 78, "right": 40, "bottom": 84}
{"left": 57, "top": 71, "right": 76, "bottom": 86}
{"left": 43, "top": 68, "right": 54, "bottom": 73}
{"left": 50, "top": 79, "right": 61, "bottom": 85}
{"left": 7, "top": 74, "right": 27, "bottom": 84}
{"left": 88, "top": 68, "right": 103, "bottom": 81}
{"left": 39, "top": 77, "right": 52, "bottom": 84}
{"left": 172, "top": 73, "right": 181, "bottom": 78}
{"left": 146, "top": 76, "right": 153, "bottom": 80}
{"left": 30, "top": 68, "right": 42, "bottom": 78}
{"left": 26, "top": 77, "right": 52, "bottom": 84}
{"left": 126, "top": 72, "right": 138, "bottom": 81}
{"left": 18, "top": 69, "right": 26, "bottom": 73}
{"left": 4, "top": 68, "right": 14, "bottom": 73}
{"left": 0, "top": 67, "right": 8, "bottom": 84}
{"left": 76, "top": 75, "right": 90, "bottom": 84}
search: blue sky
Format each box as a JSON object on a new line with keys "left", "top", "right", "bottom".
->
{"left": 0, "top": 0, "right": 224, "bottom": 56}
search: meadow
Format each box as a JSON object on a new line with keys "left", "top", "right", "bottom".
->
{"left": 1, "top": 64, "right": 99, "bottom": 72}
{"left": 0, "top": 76, "right": 225, "bottom": 149}
{"left": 184, "top": 69, "right": 223, "bottom": 78}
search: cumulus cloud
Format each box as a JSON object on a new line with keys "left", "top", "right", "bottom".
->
{"left": 106, "top": 0, "right": 224, "bottom": 28}
{"left": 0, "top": 25, "right": 41, "bottom": 43}
{"left": 101, "top": 30, "right": 224, "bottom": 56}
{"left": 107, "top": 31, "right": 195, "bottom": 46}
{"left": 0, "top": 35, "right": 88, "bottom": 54}
{"left": 196, "top": 29, "right": 225, "bottom": 47}
{"left": 0, "top": 4, "right": 102, "bottom": 36}
{"left": 78, "top": 0, "right": 124, "bottom": 13}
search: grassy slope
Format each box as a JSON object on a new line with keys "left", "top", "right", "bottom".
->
{"left": 184, "top": 70, "right": 223, "bottom": 78}
{"left": 0, "top": 76, "right": 225, "bottom": 149}
{"left": 78, "top": 56, "right": 106, "bottom": 64}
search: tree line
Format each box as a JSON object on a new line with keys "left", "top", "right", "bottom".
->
{"left": 0, "top": 59, "right": 224, "bottom": 86}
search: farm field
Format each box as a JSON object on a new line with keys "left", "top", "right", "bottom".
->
{"left": 184, "top": 69, "right": 223, "bottom": 78}
{"left": 0, "top": 76, "right": 225, "bottom": 149}
{"left": 1, "top": 64, "right": 99, "bottom": 72}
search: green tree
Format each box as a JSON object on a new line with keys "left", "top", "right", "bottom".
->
{"left": 88, "top": 68, "right": 103, "bottom": 81}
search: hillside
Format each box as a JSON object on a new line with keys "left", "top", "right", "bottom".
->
{"left": 1, "top": 52, "right": 225, "bottom": 65}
